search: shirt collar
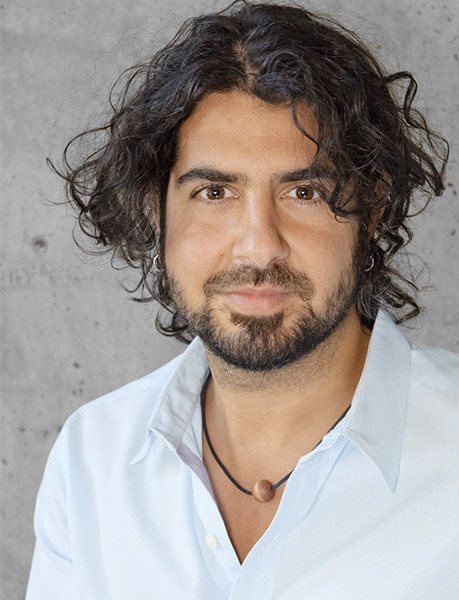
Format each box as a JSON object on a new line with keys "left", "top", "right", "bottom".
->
{"left": 341, "top": 310, "right": 411, "bottom": 492}
{"left": 130, "top": 338, "right": 209, "bottom": 464}
{"left": 131, "top": 310, "right": 411, "bottom": 492}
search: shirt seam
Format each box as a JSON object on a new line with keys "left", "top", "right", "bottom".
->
{"left": 409, "top": 375, "right": 459, "bottom": 399}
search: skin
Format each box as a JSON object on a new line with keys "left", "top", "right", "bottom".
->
{"left": 165, "top": 91, "right": 371, "bottom": 562}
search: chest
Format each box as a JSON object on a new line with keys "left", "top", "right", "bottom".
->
{"left": 203, "top": 452, "right": 285, "bottom": 563}
{"left": 73, "top": 429, "right": 459, "bottom": 599}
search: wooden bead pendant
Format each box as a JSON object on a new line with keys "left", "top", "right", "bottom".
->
{"left": 202, "top": 373, "right": 353, "bottom": 504}
{"left": 251, "top": 479, "right": 275, "bottom": 502}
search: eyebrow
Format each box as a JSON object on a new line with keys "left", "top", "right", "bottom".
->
{"left": 176, "top": 168, "right": 247, "bottom": 186}
{"left": 175, "top": 166, "right": 337, "bottom": 187}
{"left": 275, "top": 168, "right": 337, "bottom": 184}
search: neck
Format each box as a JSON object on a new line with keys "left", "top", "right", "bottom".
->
{"left": 204, "top": 307, "right": 371, "bottom": 452}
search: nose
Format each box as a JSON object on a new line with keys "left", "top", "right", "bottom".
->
{"left": 231, "top": 194, "right": 290, "bottom": 267}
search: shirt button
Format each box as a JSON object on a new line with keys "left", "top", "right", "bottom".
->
{"left": 205, "top": 533, "right": 218, "bottom": 549}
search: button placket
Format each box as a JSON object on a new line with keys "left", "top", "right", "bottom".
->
{"left": 191, "top": 468, "right": 241, "bottom": 582}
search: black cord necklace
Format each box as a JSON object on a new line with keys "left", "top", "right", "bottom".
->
{"left": 201, "top": 373, "right": 351, "bottom": 503}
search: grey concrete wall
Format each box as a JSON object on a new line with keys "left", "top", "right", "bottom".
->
{"left": 1, "top": 0, "right": 457, "bottom": 597}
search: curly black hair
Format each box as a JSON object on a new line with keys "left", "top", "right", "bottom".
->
{"left": 54, "top": 0, "right": 449, "bottom": 342}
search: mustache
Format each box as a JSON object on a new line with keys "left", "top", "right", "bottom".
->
{"left": 203, "top": 263, "right": 315, "bottom": 302}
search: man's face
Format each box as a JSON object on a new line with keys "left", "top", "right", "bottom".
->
{"left": 165, "top": 91, "right": 361, "bottom": 371}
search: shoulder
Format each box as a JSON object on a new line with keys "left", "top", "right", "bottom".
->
{"left": 410, "top": 344, "right": 459, "bottom": 397}
{"left": 405, "top": 345, "right": 459, "bottom": 471}
{"left": 75, "top": 349, "right": 185, "bottom": 416}
{"left": 78, "top": 350, "right": 186, "bottom": 411}
{"left": 57, "top": 348, "right": 188, "bottom": 455}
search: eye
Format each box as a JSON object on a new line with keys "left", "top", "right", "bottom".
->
{"left": 283, "top": 184, "right": 321, "bottom": 204}
{"left": 193, "top": 185, "right": 236, "bottom": 202}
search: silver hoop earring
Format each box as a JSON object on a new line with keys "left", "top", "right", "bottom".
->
{"left": 153, "top": 253, "right": 161, "bottom": 273}
{"left": 365, "top": 255, "right": 375, "bottom": 272}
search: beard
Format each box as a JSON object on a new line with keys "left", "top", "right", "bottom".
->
{"left": 166, "top": 244, "right": 363, "bottom": 372}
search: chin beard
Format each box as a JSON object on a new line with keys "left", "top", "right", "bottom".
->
{"left": 167, "top": 259, "right": 360, "bottom": 372}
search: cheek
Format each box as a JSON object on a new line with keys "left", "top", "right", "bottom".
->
{"left": 294, "top": 223, "right": 357, "bottom": 286}
{"left": 165, "top": 214, "right": 227, "bottom": 278}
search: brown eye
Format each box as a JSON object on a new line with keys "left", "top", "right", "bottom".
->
{"left": 206, "top": 186, "right": 225, "bottom": 200}
{"left": 295, "top": 185, "right": 315, "bottom": 200}
{"left": 194, "top": 185, "right": 236, "bottom": 203}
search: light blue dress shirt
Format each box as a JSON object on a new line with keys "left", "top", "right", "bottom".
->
{"left": 26, "top": 311, "right": 459, "bottom": 599}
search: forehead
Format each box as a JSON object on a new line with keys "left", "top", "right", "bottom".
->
{"left": 173, "top": 91, "right": 319, "bottom": 175}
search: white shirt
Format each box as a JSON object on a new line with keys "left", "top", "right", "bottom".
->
{"left": 26, "top": 311, "right": 459, "bottom": 599}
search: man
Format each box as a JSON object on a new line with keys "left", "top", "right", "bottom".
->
{"left": 27, "top": 2, "right": 458, "bottom": 598}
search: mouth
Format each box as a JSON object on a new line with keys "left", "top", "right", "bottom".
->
{"left": 219, "top": 287, "right": 291, "bottom": 315}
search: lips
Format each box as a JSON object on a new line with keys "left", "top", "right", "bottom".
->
{"left": 220, "top": 287, "right": 291, "bottom": 314}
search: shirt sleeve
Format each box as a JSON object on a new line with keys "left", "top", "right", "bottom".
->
{"left": 26, "top": 425, "right": 82, "bottom": 600}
